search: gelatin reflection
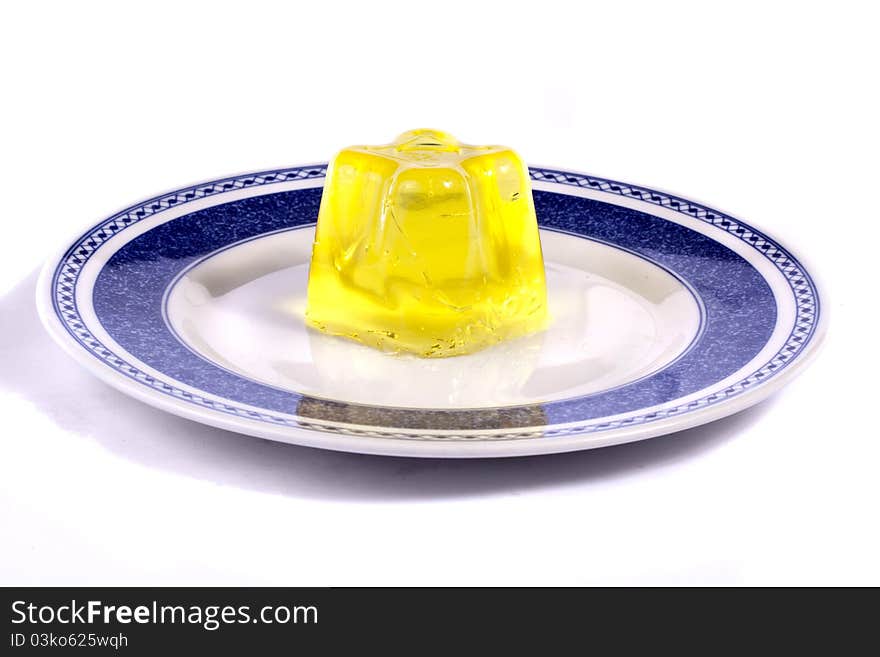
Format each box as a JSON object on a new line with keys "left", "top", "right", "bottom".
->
{"left": 301, "top": 313, "right": 546, "bottom": 410}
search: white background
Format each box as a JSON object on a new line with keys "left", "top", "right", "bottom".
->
{"left": 1, "top": 1, "right": 876, "bottom": 585}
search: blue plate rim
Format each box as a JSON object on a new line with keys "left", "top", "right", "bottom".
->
{"left": 38, "top": 164, "right": 826, "bottom": 447}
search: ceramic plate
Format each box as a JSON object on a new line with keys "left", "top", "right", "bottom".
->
{"left": 37, "top": 165, "right": 826, "bottom": 457}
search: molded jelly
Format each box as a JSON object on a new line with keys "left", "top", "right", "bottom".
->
{"left": 305, "top": 129, "right": 547, "bottom": 357}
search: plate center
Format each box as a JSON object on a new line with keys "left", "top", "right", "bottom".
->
{"left": 165, "top": 228, "right": 702, "bottom": 409}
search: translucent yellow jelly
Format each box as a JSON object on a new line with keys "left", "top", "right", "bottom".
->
{"left": 305, "top": 129, "right": 547, "bottom": 357}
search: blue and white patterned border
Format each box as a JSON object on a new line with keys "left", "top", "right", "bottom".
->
{"left": 50, "top": 165, "right": 820, "bottom": 441}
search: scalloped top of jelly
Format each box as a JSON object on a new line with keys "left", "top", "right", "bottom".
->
{"left": 349, "top": 129, "right": 509, "bottom": 166}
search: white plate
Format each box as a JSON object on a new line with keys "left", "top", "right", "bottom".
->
{"left": 37, "top": 165, "right": 826, "bottom": 457}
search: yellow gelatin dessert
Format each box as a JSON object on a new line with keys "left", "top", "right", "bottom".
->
{"left": 305, "top": 129, "right": 547, "bottom": 358}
